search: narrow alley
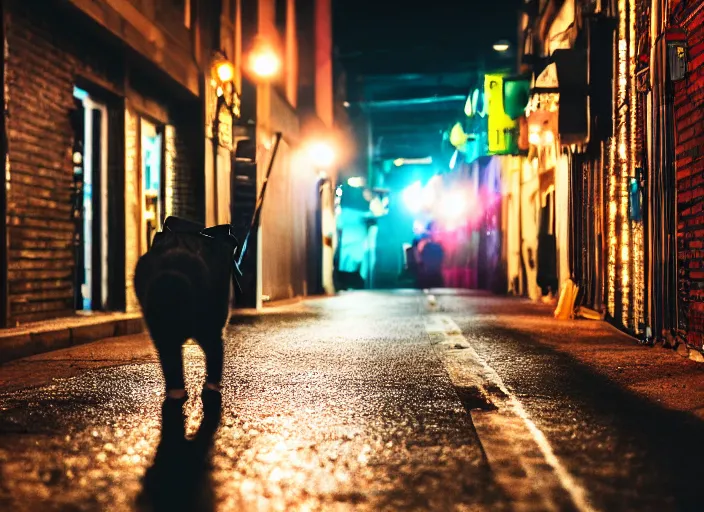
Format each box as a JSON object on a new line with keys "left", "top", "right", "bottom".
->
{"left": 1, "top": 291, "right": 702, "bottom": 512}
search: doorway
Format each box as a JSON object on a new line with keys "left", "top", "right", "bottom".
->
{"left": 141, "top": 119, "right": 163, "bottom": 250}
{"left": 72, "top": 87, "right": 109, "bottom": 311}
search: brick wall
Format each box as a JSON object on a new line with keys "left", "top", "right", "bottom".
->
{"left": 4, "top": 0, "right": 204, "bottom": 323}
{"left": 673, "top": 0, "right": 704, "bottom": 349}
{"left": 4, "top": 1, "right": 124, "bottom": 324}
{"left": 172, "top": 110, "right": 204, "bottom": 224}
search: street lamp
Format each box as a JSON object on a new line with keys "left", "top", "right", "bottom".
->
{"left": 248, "top": 38, "right": 281, "bottom": 80}
{"left": 493, "top": 40, "right": 510, "bottom": 52}
{"left": 307, "top": 141, "right": 336, "bottom": 169}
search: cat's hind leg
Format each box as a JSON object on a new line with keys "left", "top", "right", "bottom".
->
{"left": 153, "top": 335, "right": 188, "bottom": 400}
{"left": 197, "top": 331, "right": 224, "bottom": 393}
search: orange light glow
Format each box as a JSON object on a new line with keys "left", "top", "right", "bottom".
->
{"left": 216, "top": 61, "right": 234, "bottom": 83}
{"left": 249, "top": 43, "right": 280, "bottom": 79}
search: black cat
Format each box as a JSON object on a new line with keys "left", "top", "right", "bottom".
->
{"left": 134, "top": 218, "right": 237, "bottom": 399}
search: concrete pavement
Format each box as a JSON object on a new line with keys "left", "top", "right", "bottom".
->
{"left": 0, "top": 290, "right": 702, "bottom": 511}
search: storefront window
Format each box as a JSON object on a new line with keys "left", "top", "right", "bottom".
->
{"left": 141, "top": 119, "right": 163, "bottom": 250}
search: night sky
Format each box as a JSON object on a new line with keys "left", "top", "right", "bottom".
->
{"left": 333, "top": 0, "right": 523, "bottom": 75}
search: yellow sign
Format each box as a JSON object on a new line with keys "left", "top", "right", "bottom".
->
{"left": 485, "top": 74, "right": 517, "bottom": 154}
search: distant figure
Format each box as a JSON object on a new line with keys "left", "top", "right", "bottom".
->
{"left": 134, "top": 217, "right": 237, "bottom": 402}
{"left": 418, "top": 222, "right": 445, "bottom": 289}
{"left": 405, "top": 236, "right": 425, "bottom": 287}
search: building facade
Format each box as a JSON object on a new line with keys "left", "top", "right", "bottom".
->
{"left": 1, "top": 0, "right": 209, "bottom": 326}
{"left": 510, "top": 0, "right": 703, "bottom": 357}
{"left": 0, "top": 0, "right": 337, "bottom": 327}
{"left": 233, "top": 0, "right": 337, "bottom": 308}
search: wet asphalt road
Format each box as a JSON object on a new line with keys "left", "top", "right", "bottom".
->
{"left": 0, "top": 290, "right": 703, "bottom": 512}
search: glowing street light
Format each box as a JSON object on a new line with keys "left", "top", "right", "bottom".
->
{"left": 493, "top": 40, "right": 510, "bottom": 52}
{"left": 308, "top": 142, "right": 335, "bottom": 168}
{"left": 347, "top": 176, "right": 365, "bottom": 188}
{"left": 402, "top": 181, "right": 423, "bottom": 213}
{"left": 440, "top": 190, "right": 467, "bottom": 220}
{"left": 248, "top": 40, "right": 281, "bottom": 79}
{"left": 394, "top": 157, "right": 433, "bottom": 167}
{"left": 215, "top": 59, "right": 234, "bottom": 83}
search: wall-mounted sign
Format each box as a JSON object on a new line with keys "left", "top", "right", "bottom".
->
{"left": 485, "top": 74, "right": 518, "bottom": 155}
{"left": 503, "top": 76, "right": 531, "bottom": 120}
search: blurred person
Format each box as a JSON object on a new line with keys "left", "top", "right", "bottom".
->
{"left": 418, "top": 221, "right": 445, "bottom": 289}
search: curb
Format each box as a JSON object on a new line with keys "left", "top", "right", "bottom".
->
{"left": 0, "top": 315, "right": 145, "bottom": 365}
{"left": 230, "top": 294, "right": 330, "bottom": 316}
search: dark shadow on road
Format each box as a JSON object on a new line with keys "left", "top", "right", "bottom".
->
{"left": 136, "top": 391, "right": 222, "bottom": 512}
{"left": 468, "top": 321, "right": 704, "bottom": 511}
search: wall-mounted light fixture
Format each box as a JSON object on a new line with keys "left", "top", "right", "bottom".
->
{"left": 347, "top": 176, "right": 365, "bottom": 188}
{"left": 211, "top": 50, "right": 241, "bottom": 128}
{"left": 210, "top": 50, "right": 242, "bottom": 223}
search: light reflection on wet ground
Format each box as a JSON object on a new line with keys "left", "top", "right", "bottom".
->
{"left": 0, "top": 292, "right": 506, "bottom": 511}
{"left": 5, "top": 290, "right": 701, "bottom": 511}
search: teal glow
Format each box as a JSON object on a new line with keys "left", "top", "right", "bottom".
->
{"left": 73, "top": 87, "right": 89, "bottom": 100}
{"left": 402, "top": 181, "right": 423, "bottom": 213}
{"left": 449, "top": 150, "right": 458, "bottom": 170}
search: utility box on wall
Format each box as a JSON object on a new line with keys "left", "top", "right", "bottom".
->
{"left": 666, "top": 27, "right": 688, "bottom": 82}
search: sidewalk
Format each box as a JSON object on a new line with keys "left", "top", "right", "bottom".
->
{"left": 0, "top": 295, "right": 321, "bottom": 366}
{"left": 483, "top": 300, "right": 704, "bottom": 420}
{"left": 0, "top": 312, "right": 144, "bottom": 365}
{"left": 0, "top": 296, "right": 317, "bottom": 392}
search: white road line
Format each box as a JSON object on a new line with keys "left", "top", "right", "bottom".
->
{"left": 427, "top": 314, "right": 597, "bottom": 512}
